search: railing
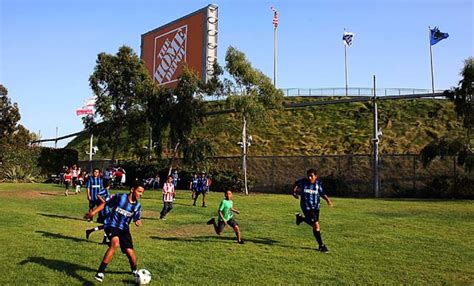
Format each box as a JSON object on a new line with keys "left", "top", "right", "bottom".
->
{"left": 205, "top": 87, "right": 443, "bottom": 100}
{"left": 280, "top": 87, "right": 441, "bottom": 97}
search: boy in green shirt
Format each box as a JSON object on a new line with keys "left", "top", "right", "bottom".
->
{"left": 206, "top": 190, "right": 244, "bottom": 244}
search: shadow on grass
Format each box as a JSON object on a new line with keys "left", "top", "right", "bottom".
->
{"left": 150, "top": 235, "right": 280, "bottom": 245}
{"left": 19, "top": 256, "right": 133, "bottom": 285}
{"left": 39, "top": 192, "right": 63, "bottom": 197}
{"left": 38, "top": 213, "right": 85, "bottom": 221}
{"left": 19, "top": 256, "right": 95, "bottom": 285}
{"left": 36, "top": 230, "right": 91, "bottom": 243}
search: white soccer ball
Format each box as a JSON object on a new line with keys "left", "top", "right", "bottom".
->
{"left": 135, "top": 269, "right": 152, "bottom": 285}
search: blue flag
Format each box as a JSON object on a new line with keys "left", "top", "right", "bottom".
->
{"left": 430, "top": 27, "right": 449, "bottom": 46}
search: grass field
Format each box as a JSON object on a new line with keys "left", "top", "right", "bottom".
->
{"left": 0, "top": 183, "right": 473, "bottom": 285}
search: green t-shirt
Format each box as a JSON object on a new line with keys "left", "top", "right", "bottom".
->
{"left": 218, "top": 199, "right": 233, "bottom": 221}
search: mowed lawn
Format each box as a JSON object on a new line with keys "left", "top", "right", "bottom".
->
{"left": 0, "top": 183, "right": 473, "bottom": 285}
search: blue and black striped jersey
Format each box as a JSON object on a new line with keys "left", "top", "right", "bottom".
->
{"left": 198, "top": 177, "right": 208, "bottom": 191}
{"left": 191, "top": 178, "right": 198, "bottom": 190}
{"left": 97, "top": 187, "right": 111, "bottom": 216}
{"left": 105, "top": 193, "right": 141, "bottom": 231}
{"left": 86, "top": 176, "right": 103, "bottom": 202}
{"left": 296, "top": 178, "right": 325, "bottom": 210}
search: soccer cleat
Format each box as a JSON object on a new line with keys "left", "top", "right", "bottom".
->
{"left": 318, "top": 244, "right": 329, "bottom": 253}
{"left": 86, "top": 229, "right": 92, "bottom": 240}
{"left": 295, "top": 213, "right": 304, "bottom": 225}
{"left": 206, "top": 218, "right": 215, "bottom": 225}
{"left": 238, "top": 239, "right": 245, "bottom": 244}
{"left": 202, "top": 204, "right": 207, "bottom": 208}
{"left": 94, "top": 272, "right": 104, "bottom": 282}
{"left": 160, "top": 217, "right": 166, "bottom": 220}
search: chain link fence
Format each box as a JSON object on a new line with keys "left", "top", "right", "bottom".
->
{"left": 209, "top": 154, "right": 473, "bottom": 197}
{"left": 81, "top": 154, "right": 473, "bottom": 198}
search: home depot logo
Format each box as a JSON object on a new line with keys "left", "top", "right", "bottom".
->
{"left": 153, "top": 25, "right": 188, "bottom": 86}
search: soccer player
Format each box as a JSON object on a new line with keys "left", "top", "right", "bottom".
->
{"left": 292, "top": 168, "right": 333, "bottom": 253}
{"left": 86, "top": 168, "right": 103, "bottom": 215}
{"left": 189, "top": 173, "right": 198, "bottom": 202}
{"left": 160, "top": 175, "right": 175, "bottom": 220}
{"left": 63, "top": 169, "right": 72, "bottom": 196}
{"left": 84, "top": 181, "right": 145, "bottom": 283}
{"left": 206, "top": 190, "right": 244, "bottom": 244}
{"left": 86, "top": 180, "right": 111, "bottom": 244}
{"left": 193, "top": 172, "right": 208, "bottom": 207}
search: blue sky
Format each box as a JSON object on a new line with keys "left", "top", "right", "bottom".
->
{"left": 1, "top": 0, "right": 472, "bottom": 147}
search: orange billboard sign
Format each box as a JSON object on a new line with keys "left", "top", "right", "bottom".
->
{"left": 141, "top": 5, "right": 218, "bottom": 88}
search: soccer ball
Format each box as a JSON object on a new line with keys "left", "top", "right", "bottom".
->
{"left": 135, "top": 269, "right": 152, "bottom": 285}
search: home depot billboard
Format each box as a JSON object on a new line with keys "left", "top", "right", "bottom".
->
{"left": 141, "top": 4, "right": 218, "bottom": 88}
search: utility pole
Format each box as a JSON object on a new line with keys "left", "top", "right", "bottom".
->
{"left": 372, "top": 75, "right": 380, "bottom": 197}
{"left": 149, "top": 126, "right": 153, "bottom": 160}
{"left": 89, "top": 133, "right": 94, "bottom": 173}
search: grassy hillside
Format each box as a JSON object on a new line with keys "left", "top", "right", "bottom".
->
{"left": 68, "top": 97, "right": 465, "bottom": 159}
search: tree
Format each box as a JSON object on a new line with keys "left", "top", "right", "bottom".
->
{"left": 149, "top": 65, "right": 220, "bottom": 174}
{"left": 445, "top": 57, "right": 474, "bottom": 150}
{"left": 88, "top": 46, "right": 154, "bottom": 160}
{"left": 0, "top": 85, "right": 21, "bottom": 148}
{"left": 422, "top": 58, "right": 474, "bottom": 172}
{"left": 224, "top": 47, "right": 284, "bottom": 194}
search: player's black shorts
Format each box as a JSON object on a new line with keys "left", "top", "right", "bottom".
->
{"left": 302, "top": 208, "right": 320, "bottom": 224}
{"left": 217, "top": 218, "right": 239, "bottom": 233}
{"left": 196, "top": 189, "right": 208, "bottom": 195}
{"left": 65, "top": 181, "right": 71, "bottom": 189}
{"left": 89, "top": 199, "right": 101, "bottom": 210}
{"left": 104, "top": 227, "right": 133, "bottom": 253}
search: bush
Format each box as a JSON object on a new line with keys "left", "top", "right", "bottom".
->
{"left": 0, "top": 147, "right": 42, "bottom": 182}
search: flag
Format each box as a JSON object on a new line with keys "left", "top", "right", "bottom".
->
{"left": 271, "top": 6, "right": 279, "bottom": 28}
{"left": 76, "top": 108, "right": 93, "bottom": 116}
{"left": 430, "top": 27, "right": 449, "bottom": 46}
{"left": 343, "top": 31, "right": 354, "bottom": 46}
{"left": 76, "top": 96, "right": 96, "bottom": 116}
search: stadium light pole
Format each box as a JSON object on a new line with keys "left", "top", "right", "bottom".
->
{"left": 372, "top": 75, "right": 380, "bottom": 198}
{"left": 55, "top": 126, "right": 58, "bottom": 148}
{"left": 242, "top": 114, "right": 249, "bottom": 195}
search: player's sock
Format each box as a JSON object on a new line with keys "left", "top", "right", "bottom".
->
{"left": 98, "top": 262, "right": 108, "bottom": 273}
{"left": 313, "top": 230, "right": 323, "bottom": 247}
{"left": 86, "top": 229, "right": 93, "bottom": 240}
{"left": 128, "top": 258, "right": 137, "bottom": 273}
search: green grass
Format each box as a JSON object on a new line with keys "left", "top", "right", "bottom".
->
{"left": 1, "top": 183, "right": 473, "bottom": 284}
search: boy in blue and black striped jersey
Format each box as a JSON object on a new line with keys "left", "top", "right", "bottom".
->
{"left": 85, "top": 180, "right": 111, "bottom": 244}
{"left": 86, "top": 168, "right": 103, "bottom": 214}
{"left": 193, "top": 172, "right": 208, "bottom": 207}
{"left": 85, "top": 181, "right": 144, "bottom": 283}
{"left": 292, "top": 168, "right": 333, "bottom": 253}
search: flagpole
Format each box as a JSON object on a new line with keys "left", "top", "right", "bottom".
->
{"left": 344, "top": 29, "right": 348, "bottom": 96}
{"left": 429, "top": 26, "right": 435, "bottom": 94}
{"left": 273, "top": 23, "right": 277, "bottom": 87}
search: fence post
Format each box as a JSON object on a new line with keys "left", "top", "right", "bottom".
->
{"left": 272, "top": 156, "right": 276, "bottom": 193}
{"left": 453, "top": 156, "right": 457, "bottom": 187}
{"left": 412, "top": 155, "right": 417, "bottom": 191}
{"left": 337, "top": 156, "right": 341, "bottom": 177}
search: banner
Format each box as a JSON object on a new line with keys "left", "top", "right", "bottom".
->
{"left": 141, "top": 5, "right": 218, "bottom": 88}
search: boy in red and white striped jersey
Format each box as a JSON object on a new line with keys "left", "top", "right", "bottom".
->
{"left": 160, "top": 175, "right": 176, "bottom": 220}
